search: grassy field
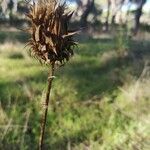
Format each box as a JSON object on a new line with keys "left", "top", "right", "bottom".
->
{"left": 0, "top": 31, "right": 149, "bottom": 150}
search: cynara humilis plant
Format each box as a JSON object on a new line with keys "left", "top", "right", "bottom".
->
{"left": 26, "top": 0, "right": 77, "bottom": 149}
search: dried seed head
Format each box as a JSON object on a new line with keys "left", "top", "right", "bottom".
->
{"left": 26, "top": 0, "right": 77, "bottom": 64}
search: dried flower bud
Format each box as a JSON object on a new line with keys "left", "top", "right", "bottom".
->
{"left": 26, "top": 0, "right": 77, "bottom": 64}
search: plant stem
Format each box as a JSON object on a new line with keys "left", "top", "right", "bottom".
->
{"left": 39, "top": 63, "right": 55, "bottom": 150}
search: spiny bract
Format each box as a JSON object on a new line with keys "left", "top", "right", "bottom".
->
{"left": 26, "top": 0, "right": 77, "bottom": 64}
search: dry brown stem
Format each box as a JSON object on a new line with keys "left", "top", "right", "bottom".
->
{"left": 39, "top": 63, "right": 55, "bottom": 150}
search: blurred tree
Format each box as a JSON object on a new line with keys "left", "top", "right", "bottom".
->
{"left": 111, "top": 0, "right": 125, "bottom": 25}
{"left": 130, "top": 0, "right": 147, "bottom": 34}
{"left": 74, "top": 0, "right": 101, "bottom": 27}
{"left": 1, "top": 0, "right": 18, "bottom": 15}
{"left": 104, "top": 0, "right": 147, "bottom": 32}
{"left": 80, "top": 0, "right": 95, "bottom": 27}
{"left": 105, "top": 0, "right": 125, "bottom": 31}
{"left": 0, "top": 0, "right": 29, "bottom": 25}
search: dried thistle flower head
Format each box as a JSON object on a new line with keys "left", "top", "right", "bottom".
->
{"left": 26, "top": 0, "right": 77, "bottom": 64}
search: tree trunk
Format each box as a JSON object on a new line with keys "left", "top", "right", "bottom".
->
{"left": 105, "top": 0, "right": 111, "bottom": 31}
{"left": 80, "top": 0, "right": 94, "bottom": 27}
{"left": 133, "top": 0, "right": 146, "bottom": 34}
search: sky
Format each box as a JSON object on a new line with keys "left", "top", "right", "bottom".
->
{"left": 121, "top": 0, "right": 150, "bottom": 12}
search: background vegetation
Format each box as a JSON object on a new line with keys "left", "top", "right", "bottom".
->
{"left": 0, "top": 0, "right": 150, "bottom": 149}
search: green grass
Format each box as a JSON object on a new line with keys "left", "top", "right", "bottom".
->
{"left": 0, "top": 32, "right": 149, "bottom": 150}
